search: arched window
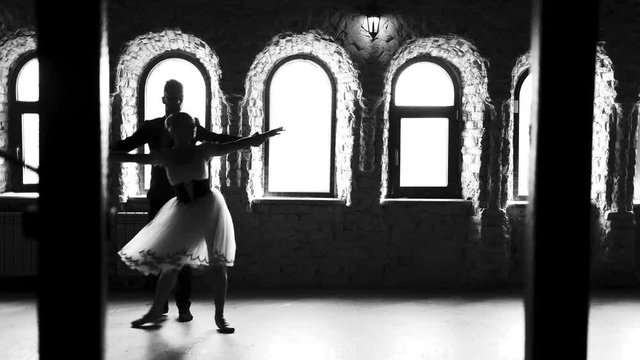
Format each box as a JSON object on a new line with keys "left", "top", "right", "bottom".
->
{"left": 389, "top": 57, "right": 461, "bottom": 198}
{"left": 513, "top": 70, "right": 532, "bottom": 200}
{"left": 9, "top": 53, "right": 39, "bottom": 191}
{"left": 264, "top": 55, "right": 336, "bottom": 196}
{"left": 139, "top": 53, "right": 209, "bottom": 192}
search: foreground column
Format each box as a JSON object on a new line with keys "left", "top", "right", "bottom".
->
{"left": 36, "top": 1, "right": 109, "bottom": 359}
{"left": 526, "top": 1, "right": 599, "bottom": 359}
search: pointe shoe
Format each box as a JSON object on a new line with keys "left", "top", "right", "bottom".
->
{"left": 131, "top": 311, "right": 166, "bottom": 328}
{"left": 215, "top": 315, "right": 235, "bottom": 334}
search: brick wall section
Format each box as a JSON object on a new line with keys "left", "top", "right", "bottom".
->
{"left": 505, "top": 46, "right": 623, "bottom": 283}
{"left": 597, "top": 101, "right": 637, "bottom": 285}
{"left": 103, "top": 6, "right": 491, "bottom": 288}
{"left": 105, "top": 201, "right": 474, "bottom": 289}
{"left": 114, "top": 29, "right": 228, "bottom": 200}
{"left": 469, "top": 102, "right": 512, "bottom": 283}
{"left": 241, "top": 31, "right": 362, "bottom": 205}
{"left": 504, "top": 47, "right": 616, "bottom": 209}
{"left": 5, "top": 0, "right": 640, "bottom": 288}
{"left": 593, "top": 44, "right": 617, "bottom": 212}
{"left": 379, "top": 35, "right": 490, "bottom": 206}
{"left": 0, "top": 29, "right": 36, "bottom": 192}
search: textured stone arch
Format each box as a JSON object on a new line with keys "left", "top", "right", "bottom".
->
{"left": 380, "top": 35, "right": 490, "bottom": 205}
{"left": 241, "top": 31, "right": 363, "bottom": 205}
{"left": 506, "top": 45, "right": 616, "bottom": 210}
{"left": 115, "top": 29, "right": 227, "bottom": 199}
{"left": 593, "top": 44, "right": 617, "bottom": 211}
{"left": 505, "top": 52, "right": 531, "bottom": 204}
{"left": 0, "top": 28, "right": 36, "bottom": 192}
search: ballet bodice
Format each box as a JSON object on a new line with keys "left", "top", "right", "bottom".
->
{"left": 164, "top": 149, "right": 209, "bottom": 186}
{"left": 162, "top": 147, "right": 211, "bottom": 203}
{"left": 173, "top": 179, "right": 212, "bottom": 203}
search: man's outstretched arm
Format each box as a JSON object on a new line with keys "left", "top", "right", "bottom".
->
{"left": 111, "top": 123, "right": 151, "bottom": 152}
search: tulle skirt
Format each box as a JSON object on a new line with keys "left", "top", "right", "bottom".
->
{"left": 118, "top": 188, "right": 235, "bottom": 276}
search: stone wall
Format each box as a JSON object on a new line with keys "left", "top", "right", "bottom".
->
{"left": 3, "top": 0, "right": 640, "bottom": 288}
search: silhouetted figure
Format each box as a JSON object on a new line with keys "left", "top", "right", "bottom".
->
{"left": 112, "top": 112, "right": 282, "bottom": 333}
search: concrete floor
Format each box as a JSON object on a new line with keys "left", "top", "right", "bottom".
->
{"left": 1, "top": 289, "right": 639, "bottom": 360}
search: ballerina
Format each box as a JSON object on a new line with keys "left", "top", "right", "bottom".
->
{"left": 111, "top": 112, "right": 282, "bottom": 333}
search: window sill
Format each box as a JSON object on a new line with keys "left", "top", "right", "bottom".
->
{"left": 507, "top": 200, "right": 529, "bottom": 207}
{"left": 0, "top": 192, "right": 38, "bottom": 212}
{"left": 380, "top": 198, "right": 474, "bottom": 215}
{"left": 251, "top": 197, "right": 345, "bottom": 206}
{"left": 381, "top": 198, "right": 471, "bottom": 204}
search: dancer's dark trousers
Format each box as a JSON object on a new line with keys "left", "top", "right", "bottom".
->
{"left": 147, "top": 198, "right": 192, "bottom": 314}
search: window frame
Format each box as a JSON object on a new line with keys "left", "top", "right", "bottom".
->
{"left": 513, "top": 69, "right": 530, "bottom": 201}
{"left": 137, "top": 51, "right": 212, "bottom": 193}
{"left": 388, "top": 56, "right": 462, "bottom": 199}
{"left": 8, "top": 51, "right": 39, "bottom": 192}
{"left": 263, "top": 54, "right": 338, "bottom": 198}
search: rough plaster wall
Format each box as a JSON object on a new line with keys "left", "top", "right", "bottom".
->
{"left": 114, "top": 29, "right": 227, "bottom": 200}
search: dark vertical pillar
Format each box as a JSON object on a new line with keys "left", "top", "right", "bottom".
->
{"left": 525, "top": 1, "right": 599, "bottom": 360}
{"left": 36, "top": 1, "right": 108, "bottom": 359}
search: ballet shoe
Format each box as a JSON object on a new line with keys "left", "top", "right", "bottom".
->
{"left": 178, "top": 311, "right": 193, "bottom": 322}
{"left": 215, "top": 315, "right": 235, "bottom": 334}
{"left": 131, "top": 311, "right": 166, "bottom": 328}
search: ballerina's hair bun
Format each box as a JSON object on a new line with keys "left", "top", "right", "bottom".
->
{"left": 165, "top": 112, "right": 195, "bottom": 129}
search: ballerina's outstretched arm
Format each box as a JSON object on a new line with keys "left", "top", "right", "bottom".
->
{"left": 200, "top": 127, "right": 284, "bottom": 158}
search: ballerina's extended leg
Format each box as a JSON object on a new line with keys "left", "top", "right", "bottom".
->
{"left": 211, "top": 265, "right": 234, "bottom": 333}
{"left": 132, "top": 268, "right": 179, "bottom": 327}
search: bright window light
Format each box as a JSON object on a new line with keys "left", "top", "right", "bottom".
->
{"left": 517, "top": 74, "right": 532, "bottom": 197}
{"left": 267, "top": 59, "right": 333, "bottom": 194}
{"left": 16, "top": 58, "right": 39, "bottom": 102}
{"left": 143, "top": 58, "right": 206, "bottom": 190}
{"left": 395, "top": 62, "right": 454, "bottom": 106}
{"left": 22, "top": 113, "right": 39, "bottom": 184}
{"left": 400, "top": 117, "right": 449, "bottom": 187}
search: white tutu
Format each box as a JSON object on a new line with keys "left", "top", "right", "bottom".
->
{"left": 118, "top": 188, "right": 235, "bottom": 276}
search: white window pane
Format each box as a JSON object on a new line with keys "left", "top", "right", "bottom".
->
{"left": 518, "top": 74, "right": 532, "bottom": 197}
{"left": 17, "top": 58, "right": 39, "bottom": 102}
{"left": 144, "top": 144, "right": 151, "bottom": 190}
{"left": 395, "top": 62, "right": 454, "bottom": 106}
{"left": 22, "top": 113, "right": 39, "bottom": 184}
{"left": 268, "top": 59, "right": 332, "bottom": 193}
{"left": 400, "top": 117, "right": 448, "bottom": 187}
{"left": 144, "top": 58, "right": 207, "bottom": 191}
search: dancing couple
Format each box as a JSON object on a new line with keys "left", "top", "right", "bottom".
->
{"left": 111, "top": 79, "right": 282, "bottom": 333}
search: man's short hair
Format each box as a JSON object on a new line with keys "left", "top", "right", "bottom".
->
{"left": 164, "top": 79, "right": 183, "bottom": 94}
